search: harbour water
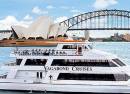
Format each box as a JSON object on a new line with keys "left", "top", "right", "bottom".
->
{"left": 0, "top": 42, "right": 130, "bottom": 94}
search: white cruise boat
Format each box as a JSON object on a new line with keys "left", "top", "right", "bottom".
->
{"left": 0, "top": 42, "right": 130, "bottom": 93}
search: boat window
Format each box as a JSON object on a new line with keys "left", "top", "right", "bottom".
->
{"left": 36, "top": 72, "right": 43, "bottom": 79}
{"left": 37, "top": 72, "right": 39, "bottom": 78}
{"left": 16, "top": 59, "right": 22, "bottom": 65}
{"left": 57, "top": 73, "right": 129, "bottom": 81}
{"left": 62, "top": 45, "right": 77, "bottom": 49}
{"left": 51, "top": 59, "right": 117, "bottom": 67}
{"left": 25, "top": 59, "right": 47, "bottom": 66}
{"left": 40, "top": 72, "right": 42, "bottom": 79}
{"left": 112, "top": 59, "right": 125, "bottom": 66}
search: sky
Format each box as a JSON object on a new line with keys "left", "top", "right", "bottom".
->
{"left": 0, "top": 0, "right": 130, "bottom": 38}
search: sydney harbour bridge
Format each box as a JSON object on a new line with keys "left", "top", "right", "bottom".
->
{"left": 1, "top": 9, "right": 130, "bottom": 38}
{"left": 60, "top": 9, "right": 130, "bottom": 31}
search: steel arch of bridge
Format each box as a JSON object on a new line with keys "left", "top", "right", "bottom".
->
{"left": 60, "top": 9, "right": 130, "bottom": 31}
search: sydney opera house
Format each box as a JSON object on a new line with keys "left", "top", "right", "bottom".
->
{"left": 0, "top": 16, "right": 89, "bottom": 46}
{"left": 0, "top": 16, "right": 85, "bottom": 46}
{"left": 0, "top": 16, "right": 68, "bottom": 41}
{"left": 11, "top": 16, "right": 68, "bottom": 40}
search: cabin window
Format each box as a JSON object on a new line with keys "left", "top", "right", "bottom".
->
{"left": 37, "top": 72, "right": 39, "bottom": 78}
{"left": 112, "top": 59, "right": 125, "bottom": 66}
{"left": 57, "top": 73, "right": 129, "bottom": 81}
{"left": 40, "top": 72, "right": 42, "bottom": 79}
{"left": 25, "top": 59, "right": 47, "bottom": 66}
{"left": 62, "top": 45, "right": 77, "bottom": 49}
{"left": 16, "top": 59, "right": 22, "bottom": 65}
{"left": 51, "top": 59, "right": 117, "bottom": 67}
{"left": 36, "top": 72, "right": 43, "bottom": 79}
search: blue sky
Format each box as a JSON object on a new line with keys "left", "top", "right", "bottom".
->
{"left": 0, "top": 0, "right": 130, "bottom": 37}
{"left": 0, "top": 0, "right": 94, "bottom": 19}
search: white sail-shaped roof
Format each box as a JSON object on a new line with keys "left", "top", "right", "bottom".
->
{"left": 48, "top": 23, "right": 59, "bottom": 37}
{"left": 12, "top": 16, "right": 53, "bottom": 39}
{"left": 12, "top": 16, "right": 68, "bottom": 39}
{"left": 26, "top": 16, "right": 53, "bottom": 39}
{"left": 57, "top": 24, "right": 68, "bottom": 36}
{"left": 12, "top": 26, "right": 26, "bottom": 38}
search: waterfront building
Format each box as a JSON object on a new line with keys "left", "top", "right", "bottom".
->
{"left": 123, "top": 33, "right": 130, "bottom": 42}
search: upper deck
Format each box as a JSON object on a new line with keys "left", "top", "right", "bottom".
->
{"left": 10, "top": 42, "right": 89, "bottom": 57}
{"left": 10, "top": 42, "right": 118, "bottom": 60}
{"left": 11, "top": 49, "right": 83, "bottom": 57}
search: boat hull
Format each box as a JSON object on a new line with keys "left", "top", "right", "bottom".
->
{"left": 0, "top": 83, "right": 130, "bottom": 93}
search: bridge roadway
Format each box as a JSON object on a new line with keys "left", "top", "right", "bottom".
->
{"left": 68, "top": 28, "right": 130, "bottom": 30}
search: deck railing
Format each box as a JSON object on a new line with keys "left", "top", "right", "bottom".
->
{"left": 12, "top": 49, "right": 83, "bottom": 56}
